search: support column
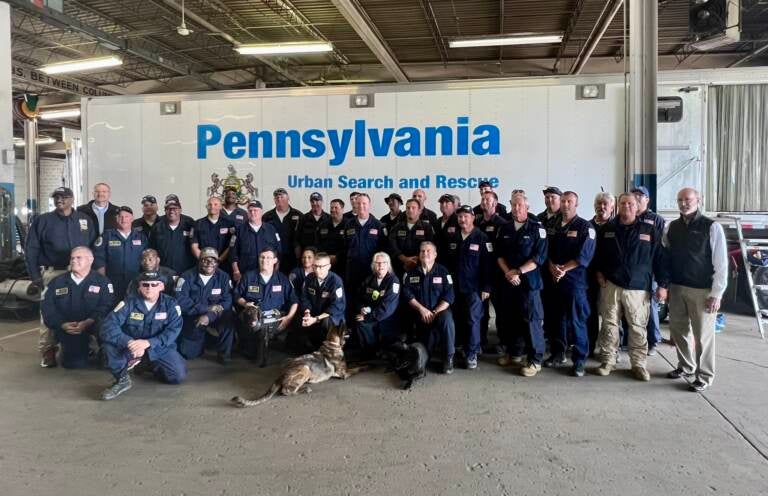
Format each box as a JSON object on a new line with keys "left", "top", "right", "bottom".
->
{"left": 1, "top": 2, "right": 16, "bottom": 258}
{"left": 628, "top": 0, "right": 658, "bottom": 208}
{"left": 24, "top": 119, "right": 39, "bottom": 222}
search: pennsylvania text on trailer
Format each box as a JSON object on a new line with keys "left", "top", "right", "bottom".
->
{"left": 196, "top": 117, "right": 501, "bottom": 166}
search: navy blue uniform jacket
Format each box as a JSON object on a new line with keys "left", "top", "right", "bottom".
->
{"left": 494, "top": 219, "right": 548, "bottom": 291}
{"left": 41, "top": 271, "right": 115, "bottom": 332}
{"left": 25, "top": 210, "right": 97, "bottom": 280}
{"left": 402, "top": 263, "right": 455, "bottom": 309}
{"left": 175, "top": 268, "right": 233, "bottom": 322}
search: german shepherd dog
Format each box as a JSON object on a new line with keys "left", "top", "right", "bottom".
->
{"left": 231, "top": 322, "right": 365, "bottom": 407}
{"left": 385, "top": 341, "right": 429, "bottom": 390}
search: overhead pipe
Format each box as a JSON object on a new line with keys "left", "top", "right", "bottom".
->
{"left": 570, "top": 0, "right": 624, "bottom": 75}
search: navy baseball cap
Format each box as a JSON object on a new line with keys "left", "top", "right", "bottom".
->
{"left": 631, "top": 186, "right": 650, "bottom": 197}
{"left": 248, "top": 199, "right": 263, "bottom": 209}
{"left": 542, "top": 186, "right": 563, "bottom": 196}
{"left": 456, "top": 205, "right": 474, "bottom": 215}
{"left": 273, "top": 188, "right": 288, "bottom": 197}
{"left": 141, "top": 195, "right": 157, "bottom": 204}
{"left": 478, "top": 180, "right": 492, "bottom": 189}
{"left": 138, "top": 271, "right": 163, "bottom": 282}
{"left": 117, "top": 205, "right": 133, "bottom": 215}
{"left": 309, "top": 192, "right": 323, "bottom": 201}
{"left": 164, "top": 199, "right": 181, "bottom": 209}
{"left": 51, "top": 187, "right": 73, "bottom": 198}
{"left": 438, "top": 194, "right": 454, "bottom": 203}
{"left": 385, "top": 193, "right": 403, "bottom": 205}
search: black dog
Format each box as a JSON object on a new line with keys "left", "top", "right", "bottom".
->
{"left": 385, "top": 341, "right": 428, "bottom": 390}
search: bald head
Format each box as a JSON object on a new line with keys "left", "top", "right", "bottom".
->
{"left": 676, "top": 187, "right": 700, "bottom": 216}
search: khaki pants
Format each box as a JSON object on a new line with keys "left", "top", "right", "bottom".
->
{"left": 668, "top": 284, "right": 716, "bottom": 386}
{"left": 39, "top": 267, "right": 68, "bottom": 354}
{"left": 597, "top": 280, "right": 650, "bottom": 368}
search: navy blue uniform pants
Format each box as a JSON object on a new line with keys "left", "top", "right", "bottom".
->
{"left": 54, "top": 328, "right": 93, "bottom": 369}
{"left": 501, "top": 286, "right": 546, "bottom": 364}
{"left": 454, "top": 292, "right": 483, "bottom": 357}
{"left": 103, "top": 342, "right": 187, "bottom": 384}
{"left": 356, "top": 317, "right": 400, "bottom": 353}
{"left": 178, "top": 311, "right": 236, "bottom": 360}
{"left": 408, "top": 309, "right": 455, "bottom": 361}
{"left": 551, "top": 286, "right": 590, "bottom": 366}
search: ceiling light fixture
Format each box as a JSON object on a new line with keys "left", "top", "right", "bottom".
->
{"left": 235, "top": 42, "right": 333, "bottom": 55}
{"left": 448, "top": 34, "right": 563, "bottom": 48}
{"left": 40, "top": 56, "right": 123, "bottom": 75}
{"left": 39, "top": 109, "right": 81, "bottom": 120}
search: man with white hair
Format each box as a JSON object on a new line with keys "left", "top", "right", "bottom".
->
{"left": 587, "top": 192, "right": 615, "bottom": 354}
{"left": 663, "top": 187, "right": 728, "bottom": 392}
{"left": 77, "top": 182, "right": 120, "bottom": 234}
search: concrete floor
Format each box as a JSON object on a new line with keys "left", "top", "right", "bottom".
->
{"left": 1, "top": 313, "right": 767, "bottom": 496}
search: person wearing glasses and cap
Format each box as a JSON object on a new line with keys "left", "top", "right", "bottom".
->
{"left": 156, "top": 194, "right": 195, "bottom": 225}
{"left": 149, "top": 197, "right": 196, "bottom": 274}
{"left": 388, "top": 198, "right": 435, "bottom": 276}
{"left": 472, "top": 180, "right": 508, "bottom": 218}
{"left": 231, "top": 199, "right": 282, "bottom": 283}
{"left": 94, "top": 206, "right": 148, "bottom": 301}
{"left": 263, "top": 188, "right": 303, "bottom": 273}
{"left": 175, "top": 247, "right": 236, "bottom": 364}
{"left": 132, "top": 195, "right": 159, "bottom": 234}
{"left": 296, "top": 192, "right": 331, "bottom": 255}
{"left": 379, "top": 193, "right": 405, "bottom": 236}
{"left": 234, "top": 247, "right": 298, "bottom": 365}
{"left": 631, "top": 185, "right": 666, "bottom": 356}
{"left": 40, "top": 246, "right": 115, "bottom": 369}
{"left": 26, "top": 186, "right": 98, "bottom": 368}
{"left": 99, "top": 271, "right": 186, "bottom": 400}
{"left": 442, "top": 205, "right": 493, "bottom": 370}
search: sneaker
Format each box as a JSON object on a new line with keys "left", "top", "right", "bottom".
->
{"left": 520, "top": 362, "right": 541, "bottom": 377}
{"left": 647, "top": 346, "right": 657, "bottom": 356}
{"left": 40, "top": 348, "right": 57, "bottom": 368}
{"left": 542, "top": 353, "right": 567, "bottom": 368}
{"left": 666, "top": 368, "right": 694, "bottom": 379}
{"left": 442, "top": 356, "right": 454, "bottom": 375}
{"left": 572, "top": 363, "right": 585, "bottom": 377}
{"left": 594, "top": 363, "right": 614, "bottom": 376}
{"left": 100, "top": 373, "right": 132, "bottom": 401}
{"left": 631, "top": 366, "right": 651, "bottom": 382}
{"left": 689, "top": 380, "right": 709, "bottom": 392}
{"left": 466, "top": 355, "right": 478, "bottom": 370}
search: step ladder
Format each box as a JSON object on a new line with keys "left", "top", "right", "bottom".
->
{"left": 733, "top": 218, "right": 767, "bottom": 339}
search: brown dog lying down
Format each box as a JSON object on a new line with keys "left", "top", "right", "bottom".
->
{"left": 231, "top": 322, "right": 365, "bottom": 407}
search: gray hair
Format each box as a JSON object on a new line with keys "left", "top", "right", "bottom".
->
{"left": 593, "top": 192, "right": 615, "bottom": 206}
{"left": 71, "top": 246, "right": 94, "bottom": 258}
{"left": 370, "top": 252, "right": 393, "bottom": 273}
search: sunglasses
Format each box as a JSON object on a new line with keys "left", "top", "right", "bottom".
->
{"left": 140, "top": 282, "right": 162, "bottom": 288}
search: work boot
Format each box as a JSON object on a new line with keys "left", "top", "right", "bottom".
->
{"left": 466, "top": 354, "right": 478, "bottom": 370}
{"left": 572, "top": 363, "right": 586, "bottom": 377}
{"left": 520, "top": 362, "right": 541, "bottom": 377}
{"left": 594, "top": 363, "right": 614, "bottom": 376}
{"left": 442, "top": 356, "right": 454, "bottom": 375}
{"left": 631, "top": 366, "right": 651, "bottom": 382}
{"left": 100, "top": 372, "right": 132, "bottom": 401}
{"left": 40, "top": 348, "right": 57, "bottom": 368}
{"left": 542, "top": 352, "right": 567, "bottom": 368}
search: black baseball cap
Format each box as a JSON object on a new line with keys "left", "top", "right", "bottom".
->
{"left": 478, "top": 180, "right": 492, "bottom": 189}
{"left": 273, "top": 188, "right": 288, "bottom": 197}
{"left": 51, "top": 187, "right": 73, "bottom": 198}
{"left": 542, "top": 186, "right": 563, "bottom": 196}
{"left": 141, "top": 195, "right": 157, "bottom": 204}
{"left": 138, "top": 271, "right": 163, "bottom": 282}
{"left": 164, "top": 199, "right": 181, "bottom": 209}
{"left": 385, "top": 193, "right": 403, "bottom": 205}
{"left": 456, "top": 205, "right": 474, "bottom": 216}
{"left": 165, "top": 194, "right": 180, "bottom": 202}
{"left": 438, "top": 194, "right": 454, "bottom": 203}
{"left": 309, "top": 192, "right": 323, "bottom": 201}
{"left": 248, "top": 199, "right": 263, "bottom": 209}
{"left": 117, "top": 205, "right": 133, "bottom": 215}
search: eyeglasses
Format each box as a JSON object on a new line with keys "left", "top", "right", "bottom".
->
{"left": 312, "top": 263, "right": 330, "bottom": 269}
{"left": 512, "top": 189, "right": 526, "bottom": 194}
{"left": 140, "top": 282, "right": 162, "bottom": 288}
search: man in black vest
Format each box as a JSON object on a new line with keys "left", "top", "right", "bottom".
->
{"left": 662, "top": 187, "right": 728, "bottom": 392}
{"left": 77, "top": 182, "right": 120, "bottom": 235}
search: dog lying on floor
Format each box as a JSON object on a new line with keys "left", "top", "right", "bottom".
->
{"left": 384, "top": 341, "right": 428, "bottom": 390}
{"left": 231, "top": 322, "right": 365, "bottom": 407}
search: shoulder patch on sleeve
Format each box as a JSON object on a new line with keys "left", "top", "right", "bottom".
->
{"left": 392, "top": 282, "right": 400, "bottom": 294}
{"left": 335, "top": 286, "right": 343, "bottom": 298}
{"left": 539, "top": 228, "right": 547, "bottom": 238}
{"left": 107, "top": 283, "right": 114, "bottom": 294}
{"left": 486, "top": 242, "right": 494, "bottom": 252}
{"left": 229, "top": 235, "right": 237, "bottom": 247}
{"left": 588, "top": 228, "right": 596, "bottom": 240}
{"left": 446, "top": 274, "right": 453, "bottom": 284}
{"left": 95, "top": 236, "right": 103, "bottom": 247}
{"left": 175, "top": 305, "right": 182, "bottom": 317}
{"left": 175, "top": 277, "right": 185, "bottom": 291}
{"left": 275, "top": 233, "right": 281, "bottom": 242}
{"left": 113, "top": 301, "right": 125, "bottom": 312}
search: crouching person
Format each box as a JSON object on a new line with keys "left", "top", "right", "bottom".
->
{"left": 402, "top": 242, "right": 456, "bottom": 374}
{"left": 41, "top": 246, "right": 114, "bottom": 368}
{"left": 99, "top": 271, "right": 186, "bottom": 400}
{"left": 234, "top": 248, "right": 298, "bottom": 366}
{"left": 290, "top": 252, "right": 346, "bottom": 352}
{"left": 354, "top": 252, "right": 401, "bottom": 357}
{"left": 176, "top": 248, "right": 236, "bottom": 364}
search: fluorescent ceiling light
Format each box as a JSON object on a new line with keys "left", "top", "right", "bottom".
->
{"left": 40, "top": 56, "right": 123, "bottom": 75}
{"left": 40, "top": 109, "right": 81, "bottom": 120}
{"left": 236, "top": 42, "right": 333, "bottom": 55}
{"left": 449, "top": 34, "right": 563, "bottom": 48}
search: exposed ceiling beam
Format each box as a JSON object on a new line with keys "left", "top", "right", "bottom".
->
{"left": 329, "top": 0, "right": 409, "bottom": 83}
{"left": 418, "top": 0, "right": 447, "bottom": 66}
{"left": 569, "top": 0, "right": 624, "bottom": 75}
{"left": 6, "top": 0, "right": 228, "bottom": 90}
{"left": 728, "top": 42, "right": 768, "bottom": 67}
{"left": 553, "top": 0, "right": 587, "bottom": 73}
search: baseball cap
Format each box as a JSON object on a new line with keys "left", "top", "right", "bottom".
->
{"left": 273, "top": 188, "right": 288, "bottom": 197}
{"left": 51, "top": 187, "right": 73, "bottom": 198}
{"left": 542, "top": 186, "right": 563, "bottom": 196}
{"left": 456, "top": 205, "right": 474, "bottom": 216}
{"left": 309, "top": 192, "right": 323, "bottom": 201}
{"left": 248, "top": 199, "right": 263, "bottom": 209}
{"left": 438, "top": 193, "right": 454, "bottom": 203}
{"left": 164, "top": 199, "right": 181, "bottom": 209}
{"left": 631, "top": 186, "right": 650, "bottom": 197}
{"left": 165, "top": 194, "right": 180, "bottom": 202}
{"left": 137, "top": 271, "right": 163, "bottom": 282}
{"left": 117, "top": 205, "right": 133, "bottom": 215}
{"left": 200, "top": 247, "right": 219, "bottom": 260}
{"left": 141, "top": 195, "right": 157, "bottom": 204}
{"left": 384, "top": 193, "right": 403, "bottom": 205}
